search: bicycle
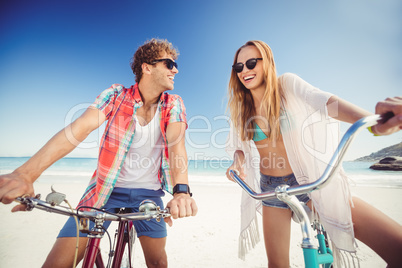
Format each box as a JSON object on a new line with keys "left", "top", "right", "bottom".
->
{"left": 16, "top": 190, "right": 170, "bottom": 268}
{"left": 229, "top": 114, "right": 385, "bottom": 268}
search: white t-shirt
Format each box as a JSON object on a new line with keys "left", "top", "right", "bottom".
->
{"left": 115, "top": 111, "right": 163, "bottom": 190}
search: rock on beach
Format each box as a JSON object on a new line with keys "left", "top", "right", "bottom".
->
{"left": 370, "top": 156, "right": 402, "bottom": 171}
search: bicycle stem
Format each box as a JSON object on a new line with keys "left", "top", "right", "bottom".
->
{"left": 276, "top": 186, "right": 318, "bottom": 249}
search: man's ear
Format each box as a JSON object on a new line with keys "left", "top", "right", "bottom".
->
{"left": 142, "top": 62, "right": 152, "bottom": 75}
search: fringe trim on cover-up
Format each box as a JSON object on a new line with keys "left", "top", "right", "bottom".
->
{"left": 331, "top": 240, "right": 360, "bottom": 267}
{"left": 238, "top": 217, "right": 260, "bottom": 260}
{"left": 311, "top": 207, "right": 360, "bottom": 268}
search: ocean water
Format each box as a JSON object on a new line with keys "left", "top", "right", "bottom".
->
{"left": 0, "top": 157, "right": 401, "bottom": 188}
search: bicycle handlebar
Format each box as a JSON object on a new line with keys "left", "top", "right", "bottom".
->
{"left": 16, "top": 195, "right": 170, "bottom": 222}
{"left": 229, "top": 114, "right": 383, "bottom": 201}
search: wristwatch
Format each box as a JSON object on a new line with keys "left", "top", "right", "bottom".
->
{"left": 173, "top": 184, "right": 192, "bottom": 197}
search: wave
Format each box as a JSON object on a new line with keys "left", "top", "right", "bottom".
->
{"left": 348, "top": 174, "right": 402, "bottom": 188}
{"left": 1, "top": 158, "right": 401, "bottom": 188}
{"left": 0, "top": 169, "right": 94, "bottom": 177}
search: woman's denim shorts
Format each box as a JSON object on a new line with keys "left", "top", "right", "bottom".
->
{"left": 58, "top": 188, "right": 166, "bottom": 239}
{"left": 260, "top": 173, "right": 310, "bottom": 209}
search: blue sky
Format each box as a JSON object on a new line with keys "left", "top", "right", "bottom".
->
{"left": 0, "top": 0, "right": 401, "bottom": 161}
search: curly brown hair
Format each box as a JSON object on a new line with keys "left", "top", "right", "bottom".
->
{"left": 130, "top": 38, "right": 179, "bottom": 84}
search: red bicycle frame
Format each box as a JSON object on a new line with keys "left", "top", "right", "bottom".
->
{"left": 82, "top": 220, "right": 134, "bottom": 268}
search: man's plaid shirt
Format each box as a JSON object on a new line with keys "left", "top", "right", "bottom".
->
{"left": 77, "top": 83, "right": 187, "bottom": 209}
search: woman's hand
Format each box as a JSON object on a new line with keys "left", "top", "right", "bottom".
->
{"left": 226, "top": 164, "right": 246, "bottom": 182}
{"left": 226, "top": 150, "right": 246, "bottom": 182}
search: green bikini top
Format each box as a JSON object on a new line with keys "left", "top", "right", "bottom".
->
{"left": 253, "top": 123, "right": 268, "bottom": 141}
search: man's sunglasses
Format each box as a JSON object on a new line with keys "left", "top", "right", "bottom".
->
{"left": 152, "top": 58, "right": 178, "bottom": 70}
{"left": 232, "top": 58, "right": 263, "bottom": 73}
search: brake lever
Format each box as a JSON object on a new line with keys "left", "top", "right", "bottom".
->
{"left": 160, "top": 208, "right": 170, "bottom": 217}
{"left": 15, "top": 194, "right": 41, "bottom": 211}
{"left": 155, "top": 208, "right": 171, "bottom": 222}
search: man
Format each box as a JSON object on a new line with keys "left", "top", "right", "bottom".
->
{"left": 0, "top": 38, "right": 197, "bottom": 268}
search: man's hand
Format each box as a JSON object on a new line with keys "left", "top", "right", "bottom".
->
{"left": 372, "top": 96, "right": 402, "bottom": 135}
{"left": 164, "top": 193, "right": 197, "bottom": 227}
{"left": 0, "top": 173, "right": 34, "bottom": 212}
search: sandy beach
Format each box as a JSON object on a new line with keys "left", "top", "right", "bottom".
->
{"left": 1, "top": 178, "right": 401, "bottom": 268}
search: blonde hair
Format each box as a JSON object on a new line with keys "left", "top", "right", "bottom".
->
{"left": 227, "top": 40, "right": 284, "bottom": 142}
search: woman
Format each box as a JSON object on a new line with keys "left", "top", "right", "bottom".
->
{"left": 225, "top": 40, "right": 402, "bottom": 267}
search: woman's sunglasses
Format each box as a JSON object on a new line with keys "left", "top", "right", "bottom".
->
{"left": 232, "top": 58, "right": 262, "bottom": 73}
{"left": 152, "top": 58, "right": 178, "bottom": 70}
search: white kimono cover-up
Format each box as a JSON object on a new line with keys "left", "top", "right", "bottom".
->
{"left": 226, "top": 73, "right": 356, "bottom": 264}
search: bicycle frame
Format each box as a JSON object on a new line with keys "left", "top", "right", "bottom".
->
{"left": 82, "top": 220, "right": 133, "bottom": 268}
{"left": 83, "top": 237, "right": 104, "bottom": 268}
{"left": 229, "top": 115, "right": 382, "bottom": 268}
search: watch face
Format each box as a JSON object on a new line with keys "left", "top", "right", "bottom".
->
{"left": 175, "top": 184, "right": 189, "bottom": 193}
{"left": 173, "top": 184, "right": 192, "bottom": 197}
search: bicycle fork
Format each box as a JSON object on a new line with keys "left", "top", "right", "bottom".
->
{"left": 276, "top": 185, "right": 333, "bottom": 268}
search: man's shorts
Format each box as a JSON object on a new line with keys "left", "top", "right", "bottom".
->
{"left": 58, "top": 188, "right": 167, "bottom": 238}
{"left": 260, "top": 173, "right": 310, "bottom": 209}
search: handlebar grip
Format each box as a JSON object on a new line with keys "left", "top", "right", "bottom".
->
{"left": 379, "top": 111, "right": 395, "bottom": 124}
